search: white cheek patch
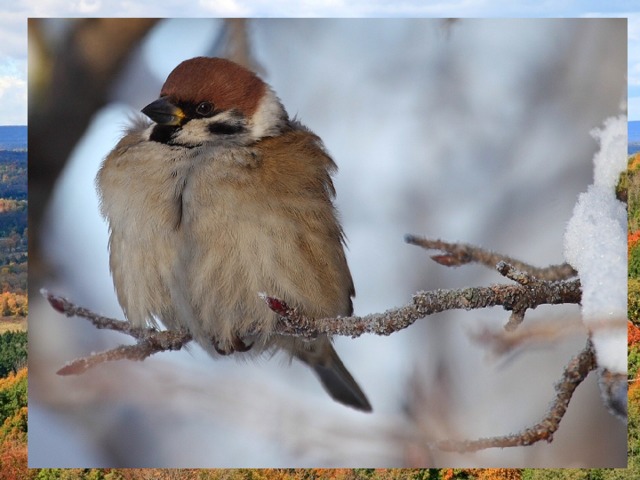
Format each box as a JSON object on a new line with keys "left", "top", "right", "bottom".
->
{"left": 250, "top": 87, "right": 287, "bottom": 139}
{"left": 211, "top": 110, "right": 241, "bottom": 125}
{"left": 172, "top": 118, "right": 218, "bottom": 145}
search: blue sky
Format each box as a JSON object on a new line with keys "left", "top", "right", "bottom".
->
{"left": 0, "top": 1, "right": 638, "bottom": 124}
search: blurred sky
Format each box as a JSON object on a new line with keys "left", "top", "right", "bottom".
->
{"left": 27, "top": 18, "right": 627, "bottom": 467}
{"left": 1, "top": 1, "right": 640, "bottom": 124}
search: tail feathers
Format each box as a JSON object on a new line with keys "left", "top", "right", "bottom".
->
{"left": 296, "top": 341, "right": 372, "bottom": 412}
{"left": 313, "top": 362, "right": 372, "bottom": 412}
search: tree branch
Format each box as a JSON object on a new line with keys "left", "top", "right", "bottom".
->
{"left": 43, "top": 238, "right": 582, "bottom": 370}
{"left": 405, "top": 234, "right": 578, "bottom": 281}
{"left": 430, "top": 340, "right": 597, "bottom": 452}
{"left": 41, "top": 288, "right": 192, "bottom": 375}
{"left": 42, "top": 237, "right": 593, "bottom": 455}
{"left": 260, "top": 266, "right": 581, "bottom": 338}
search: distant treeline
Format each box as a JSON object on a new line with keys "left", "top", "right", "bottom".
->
{"left": 0, "top": 149, "right": 27, "bottom": 296}
{"left": 0, "top": 125, "right": 27, "bottom": 151}
{"left": 0, "top": 200, "right": 26, "bottom": 241}
{"left": 0, "top": 150, "right": 26, "bottom": 200}
{"left": 0, "top": 330, "right": 26, "bottom": 377}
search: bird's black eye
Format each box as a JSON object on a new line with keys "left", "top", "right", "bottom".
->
{"left": 195, "top": 101, "right": 214, "bottom": 117}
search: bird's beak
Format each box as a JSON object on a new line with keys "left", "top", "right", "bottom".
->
{"left": 141, "top": 97, "right": 185, "bottom": 126}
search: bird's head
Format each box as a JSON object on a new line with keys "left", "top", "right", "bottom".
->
{"left": 142, "top": 57, "right": 288, "bottom": 148}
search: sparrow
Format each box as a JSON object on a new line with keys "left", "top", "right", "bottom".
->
{"left": 96, "top": 56, "right": 372, "bottom": 412}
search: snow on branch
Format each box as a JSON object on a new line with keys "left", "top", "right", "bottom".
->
{"left": 563, "top": 114, "right": 627, "bottom": 419}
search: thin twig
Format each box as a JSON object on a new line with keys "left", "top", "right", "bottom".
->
{"left": 41, "top": 289, "right": 192, "bottom": 375}
{"left": 42, "top": 288, "right": 149, "bottom": 339}
{"left": 405, "top": 235, "right": 578, "bottom": 281}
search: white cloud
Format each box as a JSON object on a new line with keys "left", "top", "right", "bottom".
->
{"left": 0, "top": 73, "right": 27, "bottom": 125}
{"left": 77, "top": 0, "right": 102, "bottom": 13}
{"left": 0, "top": 76, "right": 22, "bottom": 93}
{"left": 197, "top": 0, "right": 252, "bottom": 16}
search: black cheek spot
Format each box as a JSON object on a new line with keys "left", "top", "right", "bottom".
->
{"left": 150, "top": 125, "right": 179, "bottom": 144}
{"left": 208, "top": 122, "right": 247, "bottom": 135}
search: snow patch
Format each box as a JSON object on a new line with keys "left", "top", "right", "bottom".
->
{"left": 563, "top": 114, "right": 627, "bottom": 374}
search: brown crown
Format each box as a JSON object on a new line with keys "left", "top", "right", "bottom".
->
{"left": 160, "top": 57, "right": 266, "bottom": 116}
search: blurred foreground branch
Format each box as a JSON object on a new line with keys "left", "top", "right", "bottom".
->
{"left": 29, "top": 18, "right": 159, "bottom": 276}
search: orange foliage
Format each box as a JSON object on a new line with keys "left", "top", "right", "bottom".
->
{"left": 630, "top": 230, "right": 640, "bottom": 254}
{"left": 0, "top": 367, "right": 28, "bottom": 480}
{"left": 631, "top": 320, "right": 640, "bottom": 403}
{"left": 7, "top": 467, "right": 521, "bottom": 480}
{"left": 111, "top": 470, "right": 358, "bottom": 480}
{"left": 473, "top": 469, "right": 522, "bottom": 480}
{"left": 104, "top": 469, "right": 373, "bottom": 480}
{"left": 0, "top": 367, "right": 26, "bottom": 391}
{"left": 305, "top": 469, "right": 370, "bottom": 480}
{"left": 0, "top": 291, "right": 27, "bottom": 316}
{"left": 630, "top": 153, "right": 640, "bottom": 172}
{"left": 441, "top": 470, "right": 455, "bottom": 480}
{"left": 0, "top": 436, "right": 28, "bottom": 480}
{"left": 97, "top": 469, "right": 216, "bottom": 480}
{"left": 630, "top": 321, "right": 640, "bottom": 347}
{"left": 428, "top": 468, "right": 522, "bottom": 480}
{"left": 441, "top": 470, "right": 522, "bottom": 480}
{"left": 633, "top": 378, "right": 640, "bottom": 397}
